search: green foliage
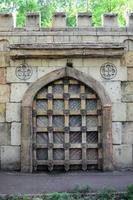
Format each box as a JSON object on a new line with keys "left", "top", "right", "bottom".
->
{"left": 71, "top": 185, "right": 91, "bottom": 193}
{"left": 48, "top": 192, "right": 70, "bottom": 200}
{"left": 96, "top": 187, "right": 116, "bottom": 200}
{"left": 32, "top": 197, "right": 43, "bottom": 200}
{"left": 0, "top": 0, "right": 133, "bottom": 27}
{"left": 17, "top": 0, "right": 38, "bottom": 27}
{"left": 6, "top": 195, "right": 20, "bottom": 200}
{"left": 0, "top": 185, "right": 131, "bottom": 200}
{"left": 124, "top": 184, "right": 133, "bottom": 200}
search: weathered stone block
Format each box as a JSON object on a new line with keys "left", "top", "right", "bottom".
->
{"left": 127, "top": 103, "right": 133, "bottom": 121}
{"left": 11, "top": 122, "right": 21, "bottom": 145}
{"left": 52, "top": 12, "right": 66, "bottom": 28}
{"left": 88, "top": 65, "right": 127, "bottom": 82}
{"left": 128, "top": 68, "right": 133, "bottom": 81}
{"left": 0, "top": 123, "right": 11, "bottom": 145}
{"left": 6, "top": 67, "right": 37, "bottom": 83}
{"left": 102, "top": 13, "right": 118, "bottom": 27}
{"left": 101, "top": 81, "right": 121, "bottom": 103}
{"left": 124, "top": 52, "right": 133, "bottom": 66}
{"left": 0, "top": 85, "right": 10, "bottom": 103}
{"left": 113, "top": 145, "right": 132, "bottom": 168}
{"left": 122, "top": 82, "right": 133, "bottom": 102}
{"left": 0, "top": 103, "right": 6, "bottom": 122}
{"left": 38, "top": 66, "right": 62, "bottom": 79}
{"left": 47, "top": 59, "right": 67, "bottom": 67}
{"left": 20, "top": 36, "right": 36, "bottom": 44}
{"left": 112, "top": 122, "right": 122, "bottom": 144}
{"left": 112, "top": 103, "right": 126, "bottom": 121}
{"left": 26, "top": 12, "right": 40, "bottom": 31}
{"left": 1, "top": 146, "right": 20, "bottom": 170}
{"left": 72, "top": 58, "right": 83, "bottom": 67}
{"left": 97, "top": 36, "right": 114, "bottom": 42}
{"left": 10, "top": 83, "right": 29, "bottom": 102}
{"left": 126, "top": 12, "right": 133, "bottom": 27}
{"left": 0, "top": 40, "right": 9, "bottom": 51}
{"left": 69, "top": 35, "right": 82, "bottom": 43}
{"left": 122, "top": 122, "right": 133, "bottom": 144}
{"left": 83, "top": 58, "right": 120, "bottom": 68}
{"left": 82, "top": 35, "right": 98, "bottom": 42}
{"left": 78, "top": 12, "right": 92, "bottom": 28}
{"left": 9, "top": 59, "right": 22, "bottom": 67}
{"left": 0, "top": 52, "right": 9, "bottom": 67}
{"left": 40, "top": 59, "right": 49, "bottom": 67}
{"left": 10, "top": 59, "right": 41, "bottom": 68}
{"left": 0, "top": 68, "right": 6, "bottom": 84}
{"left": 82, "top": 58, "right": 127, "bottom": 81}
{"left": 6, "top": 103, "right": 21, "bottom": 122}
{"left": 124, "top": 39, "right": 133, "bottom": 51}
{"left": 75, "top": 67, "right": 89, "bottom": 74}
{"left": 53, "top": 36, "right": 69, "bottom": 43}
{"left": 0, "top": 13, "right": 15, "bottom": 31}
{"left": 37, "top": 36, "right": 54, "bottom": 43}
{"left": 9, "top": 36, "right": 21, "bottom": 44}
{"left": 27, "top": 59, "right": 42, "bottom": 67}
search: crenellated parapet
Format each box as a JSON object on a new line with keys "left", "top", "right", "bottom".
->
{"left": 0, "top": 13, "right": 16, "bottom": 31}
{"left": 102, "top": 13, "right": 118, "bottom": 28}
{"left": 52, "top": 12, "right": 66, "bottom": 28}
{"left": 0, "top": 12, "right": 133, "bottom": 31}
{"left": 126, "top": 12, "right": 133, "bottom": 27}
{"left": 78, "top": 12, "right": 92, "bottom": 28}
{"left": 26, "top": 12, "right": 41, "bottom": 31}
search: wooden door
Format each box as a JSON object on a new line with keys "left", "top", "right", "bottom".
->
{"left": 32, "top": 78, "right": 102, "bottom": 171}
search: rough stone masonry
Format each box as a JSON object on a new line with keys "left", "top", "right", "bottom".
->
{"left": 0, "top": 11, "right": 133, "bottom": 172}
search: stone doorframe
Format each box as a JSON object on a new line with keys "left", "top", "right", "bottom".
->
{"left": 21, "top": 67, "right": 113, "bottom": 172}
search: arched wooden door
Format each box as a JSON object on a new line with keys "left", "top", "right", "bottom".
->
{"left": 32, "top": 77, "right": 102, "bottom": 171}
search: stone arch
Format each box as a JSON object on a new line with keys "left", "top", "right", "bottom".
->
{"left": 123, "top": 39, "right": 133, "bottom": 51}
{"left": 21, "top": 67, "right": 113, "bottom": 172}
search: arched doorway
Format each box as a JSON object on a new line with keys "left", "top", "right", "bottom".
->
{"left": 21, "top": 67, "right": 113, "bottom": 172}
{"left": 33, "top": 77, "right": 102, "bottom": 171}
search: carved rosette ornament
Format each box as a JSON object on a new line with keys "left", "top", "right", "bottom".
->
{"left": 100, "top": 62, "right": 117, "bottom": 80}
{"left": 16, "top": 63, "right": 33, "bottom": 80}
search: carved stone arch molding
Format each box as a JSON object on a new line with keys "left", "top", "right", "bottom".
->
{"left": 21, "top": 67, "right": 113, "bottom": 172}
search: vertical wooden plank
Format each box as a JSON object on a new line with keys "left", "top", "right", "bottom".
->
{"left": 48, "top": 85, "right": 52, "bottom": 93}
{"left": 64, "top": 100, "right": 69, "bottom": 110}
{"left": 80, "top": 85, "right": 85, "bottom": 93}
{"left": 64, "top": 83, "right": 70, "bottom": 171}
{"left": 80, "top": 85, "right": 87, "bottom": 170}
{"left": 97, "top": 99, "right": 103, "bottom": 170}
{"left": 81, "top": 99, "right": 85, "bottom": 109}
{"left": 32, "top": 100, "right": 37, "bottom": 171}
{"left": 82, "top": 116, "right": 86, "bottom": 143}
{"left": 64, "top": 84, "right": 68, "bottom": 93}
{"left": 48, "top": 115, "right": 53, "bottom": 163}
{"left": 48, "top": 85, "right": 53, "bottom": 171}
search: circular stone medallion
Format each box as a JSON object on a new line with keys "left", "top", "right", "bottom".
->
{"left": 16, "top": 63, "right": 33, "bottom": 80}
{"left": 100, "top": 63, "right": 117, "bottom": 80}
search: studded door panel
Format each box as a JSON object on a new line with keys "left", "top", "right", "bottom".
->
{"left": 32, "top": 78, "right": 102, "bottom": 171}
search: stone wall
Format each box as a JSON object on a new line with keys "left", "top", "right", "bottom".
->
{"left": 0, "top": 12, "right": 133, "bottom": 171}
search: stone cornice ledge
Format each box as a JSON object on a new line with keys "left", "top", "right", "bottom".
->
{"left": 10, "top": 42, "right": 125, "bottom": 59}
